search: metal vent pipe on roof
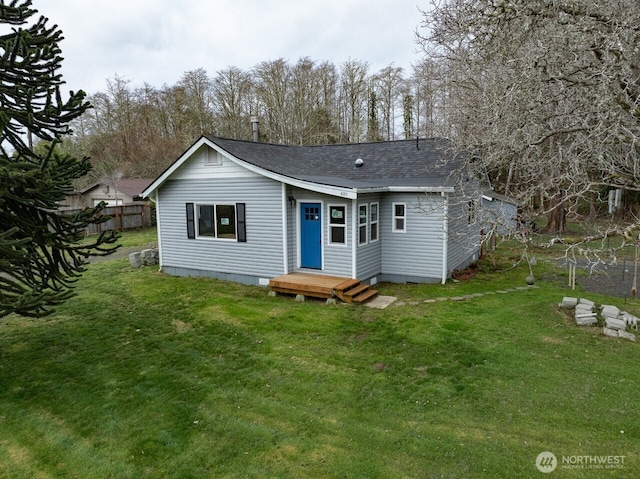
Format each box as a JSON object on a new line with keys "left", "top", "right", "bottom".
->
{"left": 251, "top": 116, "right": 259, "bottom": 142}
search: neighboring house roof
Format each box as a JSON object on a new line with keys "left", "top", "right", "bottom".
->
{"left": 143, "top": 136, "right": 467, "bottom": 198}
{"left": 115, "top": 179, "right": 155, "bottom": 198}
{"left": 82, "top": 178, "right": 155, "bottom": 197}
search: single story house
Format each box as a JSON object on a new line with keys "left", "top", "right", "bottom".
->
{"left": 142, "top": 136, "right": 483, "bottom": 286}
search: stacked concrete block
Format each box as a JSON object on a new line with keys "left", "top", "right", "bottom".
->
{"left": 129, "top": 248, "right": 159, "bottom": 268}
{"left": 141, "top": 248, "right": 159, "bottom": 266}
{"left": 559, "top": 297, "right": 637, "bottom": 341}
{"left": 600, "top": 304, "right": 626, "bottom": 332}
{"left": 599, "top": 304, "right": 637, "bottom": 341}
{"left": 600, "top": 304, "right": 620, "bottom": 320}
{"left": 578, "top": 298, "right": 595, "bottom": 308}
{"left": 128, "top": 251, "right": 142, "bottom": 268}
{"left": 603, "top": 327, "right": 620, "bottom": 338}
{"left": 604, "top": 316, "right": 627, "bottom": 331}
{"left": 575, "top": 299, "right": 598, "bottom": 326}
{"left": 559, "top": 297, "right": 578, "bottom": 308}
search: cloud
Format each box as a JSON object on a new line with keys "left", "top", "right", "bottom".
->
{"left": 35, "top": 0, "right": 424, "bottom": 94}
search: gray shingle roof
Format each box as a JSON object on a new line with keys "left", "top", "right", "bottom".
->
{"left": 206, "top": 136, "right": 465, "bottom": 190}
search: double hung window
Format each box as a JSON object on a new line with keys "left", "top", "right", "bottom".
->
{"left": 358, "top": 204, "right": 368, "bottom": 245}
{"left": 393, "top": 203, "right": 406, "bottom": 232}
{"left": 369, "top": 202, "right": 379, "bottom": 242}
{"left": 329, "top": 205, "right": 346, "bottom": 245}
{"left": 357, "top": 202, "right": 379, "bottom": 245}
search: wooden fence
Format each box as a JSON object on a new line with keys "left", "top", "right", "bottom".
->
{"left": 60, "top": 204, "right": 155, "bottom": 235}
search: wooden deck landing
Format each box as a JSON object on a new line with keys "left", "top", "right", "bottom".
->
{"left": 269, "top": 272, "right": 378, "bottom": 304}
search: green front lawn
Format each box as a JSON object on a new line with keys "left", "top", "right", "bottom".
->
{"left": 0, "top": 235, "right": 638, "bottom": 478}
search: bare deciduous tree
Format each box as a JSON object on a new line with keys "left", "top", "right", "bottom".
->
{"left": 338, "top": 59, "right": 370, "bottom": 143}
{"left": 418, "top": 0, "right": 640, "bottom": 239}
{"left": 179, "top": 68, "right": 215, "bottom": 136}
{"left": 373, "top": 64, "right": 404, "bottom": 140}
{"left": 212, "top": 66, "right": 255, "bottom": 140}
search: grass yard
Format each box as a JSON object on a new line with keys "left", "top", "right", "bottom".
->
{"left": 0, "top": 230, "right": 638, "bottom": 478}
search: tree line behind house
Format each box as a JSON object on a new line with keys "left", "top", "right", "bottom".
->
{"left": 61, "top": 58, "right": 453, "bottom": 185}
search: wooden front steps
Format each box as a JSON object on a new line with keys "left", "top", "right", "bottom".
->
{"left": 269, "top": 273, "right": 378, "bottom": 304}
{"left": 334, "top": 279, "right": 378, "bottom": 304}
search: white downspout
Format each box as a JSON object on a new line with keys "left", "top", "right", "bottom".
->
{"left": 154, "top": 191, "right": 163, "bottom": 271}
{"left": 352, "top": 198, "right": 358, "bottom": 279}
{"left": 441, "top": 192, "right": 448, "bottom": 284}
{"left": 281, "top": 183, "right": 289, "bottom": 274}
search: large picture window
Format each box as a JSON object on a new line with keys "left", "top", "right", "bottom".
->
{"left": 185, "top": 202, "right": 246, "bottom": 241}
{"left": 392, "top": 203, "right": 406, "bottom": 232}
{"left": 199, "top": 204, "right": 236, "bottom": 239}
{"left": 329, "top": 205, "right": 346, "bottom": 245}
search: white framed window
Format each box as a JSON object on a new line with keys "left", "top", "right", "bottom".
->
{"left": 328, "top": 204, "right": 347, "bottom": 245}
{"left": 358, "top": 204, "right": 368, "bottom": 245}
{"left": 370, "top": 202, "right": 379, "bottom": 242}
{"left": 392, "top": 202, "right": 406, "bottom": 232}
{"left": 197, "top": 204, "right": 237, "bottom": 240}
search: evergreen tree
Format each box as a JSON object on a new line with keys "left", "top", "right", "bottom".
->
{"left": 0, "top": 0, "right": 118, "bottom": 317}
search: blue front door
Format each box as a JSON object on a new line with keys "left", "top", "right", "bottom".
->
{"left": 300, "top": 203, "right": 322, "bottom": 269}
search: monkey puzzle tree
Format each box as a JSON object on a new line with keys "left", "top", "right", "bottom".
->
{"left": 0, "top": 0, "right": 118, "bottom": 317}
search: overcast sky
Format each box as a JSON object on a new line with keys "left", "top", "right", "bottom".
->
{"left": 35, "top": 0, "right": 426, "bottom": 95}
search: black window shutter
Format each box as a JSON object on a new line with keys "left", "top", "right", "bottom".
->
{"left": 236, "top": 203, "right": 246, "bottom": 242}
{"left": 186, "top": 203, "right": 195, "bottom": 239}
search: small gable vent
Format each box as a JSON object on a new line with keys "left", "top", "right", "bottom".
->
{"left": 204, "top": 149, "right": 222, "bottom": 166}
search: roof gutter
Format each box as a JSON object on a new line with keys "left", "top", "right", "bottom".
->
{"left": 388, "top": 186, "right": 456, "bottom": 193}
{"left": 355, "top": 186, "right": 456, "bottom": 194}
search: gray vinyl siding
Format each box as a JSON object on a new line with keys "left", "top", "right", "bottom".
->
{"left": 290, "top": 187, "right": 352, "bottom": 277}
{"left": 355, "top": 193, "right": 382, "bottom": 281}
{"left": 481, "top": 196, "right": 518, "bottom": 235}
{"left": 447, "top": 193, "right": 482, "bottom": 272}
{"left": 381, "top": 193, "right": 445, "bottom": 282}
{"left": 158, "top": 177, "right": 284, "bottom": 281}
